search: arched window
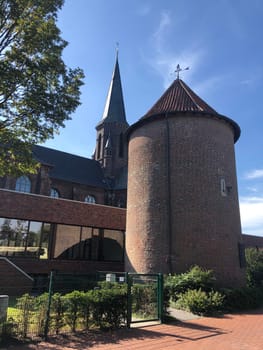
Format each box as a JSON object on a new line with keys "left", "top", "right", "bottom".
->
{"left": 50, "top": 188, "right": 60, "bottom": 198}
{"left": 15, "top": 176, "right": 31, "bottom": 193}
{"left": 84, "top": 195, "right": 96, "bottom": 204}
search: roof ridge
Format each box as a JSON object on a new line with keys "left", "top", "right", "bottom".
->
{"left": 178, "top": 79, "right": 203, "bottom": 111}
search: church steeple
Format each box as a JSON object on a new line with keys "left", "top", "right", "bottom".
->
{"left": 98, "top": 52, "right": 127, "bottom": 126}
{"left": 94, "top": 52, "right": 129, "bottom": 181}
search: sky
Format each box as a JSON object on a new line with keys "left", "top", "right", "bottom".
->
{"left": 44, "top": 0, "right": 263, "bottom": 236}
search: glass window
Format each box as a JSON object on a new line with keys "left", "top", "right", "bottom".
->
{"left": 41, "top": 223, "right": 51, "bottom": 259}
{"left": 103, "top": 229, "right": 124, "bottom": 261}
{"left": 84, "top": 195, "right": 96, "bottom": 204}
{"left": 26, "top": 221, "right": 42, "bottom": 257}
{"left": 54, "top": 224, "right": 81, "bottom": 259}
{"left": 50, "top": 188, "right": 60, "bottom": 198}
{"left": 220, "top": 178, "right": 227, "bottom": 197}
{"left": 0, "top": 218, "right": 51, "bottom": 259}
{"left": 79, "top": 227, "right": 92, "bottom": 260}
{"left": 0, "top": 219, "right": 28, "bottom": 256}
{"left": 15, "top": 176, "right": 31, "bottom": 193}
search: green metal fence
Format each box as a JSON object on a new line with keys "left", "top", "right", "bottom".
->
{"left": 1, "top": 271, "right": 163, "bottom": 341}
{"left": 127, "top": 273, "right": 163, "bottom": 327}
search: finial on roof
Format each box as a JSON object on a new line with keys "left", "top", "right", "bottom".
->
{"left": 174, "top": 64, "right": 190, "bottom": 79}
{"left": 116, "top": 42, "right": 119, "bottom": 58}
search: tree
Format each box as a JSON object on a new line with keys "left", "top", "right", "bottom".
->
{"left": 0, "top": 0, "right": 84, "bottom": 176}
{"left": 245, "top": 247, "right": 263, "bottom": 287}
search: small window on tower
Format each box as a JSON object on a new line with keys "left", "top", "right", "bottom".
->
{"left": 220, "top": 178, "right": 227, "bottom": 196}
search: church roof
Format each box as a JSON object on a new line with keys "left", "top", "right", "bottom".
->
{"left": 33, "top": 145, "right": 106, "bottom": 188}
{"left": 144, "top": 79, "right": 217, "bottom": 116}
{"left": 97, "top": 54, "right": 128, "bottom": 126}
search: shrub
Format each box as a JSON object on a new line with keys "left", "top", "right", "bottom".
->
{"left": 63, "top": 291, "right": 88, "bottom": 332}
{"left": 50, "top": 293, "right": 66, "bottom": 334}
{"left": 245, "top": 248, "right": 263, "bottom": 287}
{"left": 131, "top": 283, "right": 157, "bottom": 318}
{"left": 165, "top": 266, "right": 216, "bottom": 302}
{"left": 0, "top": 317, "right": 18, "bottom": 343}
{"left": 34, "top": 293, "right": 49, "bottom": 336}
{"left": 87, "top": 286, "right": 127, "bottom": 329}
{"left": 222, "top": 286, "right": 263, "bottom": 311}
{"left": 175, "top": 288, "right": 225, "bottom": 315}
{"left": 15, "top": 294, "right": 35, "bottom": 338}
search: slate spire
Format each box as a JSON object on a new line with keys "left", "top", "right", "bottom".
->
{"left": 100, "top": 52, "right": 127, "bottom": 124}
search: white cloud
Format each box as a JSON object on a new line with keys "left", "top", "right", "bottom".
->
{"left": 246, "top": 186, "right": 259, "bottom": 193}
{"left": 244, "top": 169, "right": 263, "bottom": 180}
{"left": 145, "top": 10, "right": 206, "bottom": 89}
{"left": 239, "top": 196, "right": 263, "bottom": 236}
{"left": 152, "top": 10, "right": 171, "bottom": 53}
{"left": 192, "top": 74, "right": 229, "bottom": 98}
{"left": 147, "top": 48, "right": 205, "bottom": 89}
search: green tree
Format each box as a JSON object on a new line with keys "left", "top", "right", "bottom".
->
{"left": 245, "top": 248, "right": 263, "bottom": 287}
{"left": 0, "top": 0, "right": 84, "bottom": 176}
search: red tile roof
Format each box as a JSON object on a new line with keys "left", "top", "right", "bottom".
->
{"left": 144, "top": 79, "right": 217, "bottom": 117}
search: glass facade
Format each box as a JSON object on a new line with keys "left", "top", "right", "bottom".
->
{"left": 0, "top": 217, "right": 124, "bottom": 262}
{"left": 0, "top": 218, "right": 51, "bottom": 258}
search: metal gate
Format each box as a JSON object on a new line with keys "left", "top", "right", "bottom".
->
{"left": 127, "top": 273, "right": 163, "bottom": 327}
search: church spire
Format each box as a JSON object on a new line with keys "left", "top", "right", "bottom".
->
{"left": 99, "top": 51, "right": 127, "bottom": 125}
{"left": 94, "top": 52, "right": 129, "bottom": 182}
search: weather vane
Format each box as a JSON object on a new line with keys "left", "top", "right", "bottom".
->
{"left": 116, "top": 42, "right": 119, "bottom": 57}
{"left": 174, "top": 64, "right": 190, "bottom": 79}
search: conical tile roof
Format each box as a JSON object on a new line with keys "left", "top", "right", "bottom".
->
{"left": 127, "top": 78, "right": 240, "bottom": 142}
{"left": 144, "top": 79, "right": 217, "bottom": 117}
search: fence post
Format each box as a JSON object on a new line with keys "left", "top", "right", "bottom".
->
{"left": 126, "top": 272, "right": 132, "bottom": 328}
{"left": 158, "top": 273, "right": 164, "bottom": 323}
{"left": 44, "top": 270, "right": 54, "bottom": 340}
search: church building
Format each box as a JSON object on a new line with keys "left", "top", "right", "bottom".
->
{"left": 0, "top": 54, "right": 263, "bottom": 295}
{"left": 0, "top": 53, "right": 129, "bottom": 208}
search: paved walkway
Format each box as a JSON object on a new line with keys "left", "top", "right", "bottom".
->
{"left": 4, "top": 308, "right": 263, "bottom": 350}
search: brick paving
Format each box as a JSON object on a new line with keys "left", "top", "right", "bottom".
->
{"left": 4, "top": 308, "right": 263, "bottom": 350}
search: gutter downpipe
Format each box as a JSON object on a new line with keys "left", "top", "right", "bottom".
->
{"left": 165, "top": 113, "right": 173, "bottom": 274}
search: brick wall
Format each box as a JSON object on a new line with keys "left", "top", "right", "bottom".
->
{"left": 242, "top": 234, "right": 263, "bottom": 249}
{"left": 0, "top": 189, "right": 126, "bottom": 230}
{"left": 0, "top": 258, "right": 33, "bottom": 296}
{"left": 126, "top": 112, "right": 245, "bottom": 288}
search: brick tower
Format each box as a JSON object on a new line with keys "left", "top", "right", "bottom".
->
{"left": 94, "top": 53, "right": 129, "bottom": 207}
{"left": 125, "top": 78, "right": 245, "bottom": 287}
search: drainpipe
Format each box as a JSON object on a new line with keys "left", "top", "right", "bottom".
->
{"left": 165, "top": 113, "right": 173, "bottom": 273}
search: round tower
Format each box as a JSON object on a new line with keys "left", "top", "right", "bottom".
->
{"left": 125, "top": 78, "right": 245, "bottom": 287}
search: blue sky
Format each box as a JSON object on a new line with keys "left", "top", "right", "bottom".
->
{"left": 44, "top": 0, "right": 263, "bottom": 236}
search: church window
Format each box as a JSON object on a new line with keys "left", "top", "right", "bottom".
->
{"left": 50, "top": 188, "right": 60, "bottom": 198}
{"left": 15, "top": 176, "right": 31, "bottom": 193}
{"left": 84, "top": 195, "right": 96, "bottom": 204}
